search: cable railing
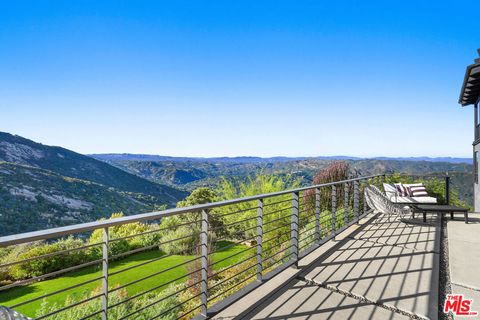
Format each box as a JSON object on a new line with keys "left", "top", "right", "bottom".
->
{"left": 0, "top": 174, "right": 384, "bottom": 320}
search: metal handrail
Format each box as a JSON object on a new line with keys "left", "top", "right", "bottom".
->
{"left": 0, "top": 173, "right": 384, "bottom": 320}
{"left": 0, "top": 174, "right": 383, "bottom": 247}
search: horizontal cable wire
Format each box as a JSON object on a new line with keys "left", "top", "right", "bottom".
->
{"left": 10, "top": 276, "right": 103, "bottom": 308}
{"left": 209, "top": 245, "right": 256, "bottom": 267}
{"left": 210, "top": 253, "right": 257, "bottom": 278}
{"left": 209, "top": 263, "right": 257, "bottom": 292}
{"left": 221, "top": 216, "right": 258, "bottom": 229}
{"left": 0, "top": 242, "right": 103, "bottom": 269}
{"left": 216, "top": 206, "right": 258, "bottom": 218}
{"left": 299, "top": 238, "right": 317, "bottom": 251}
{"left": 263, "top": 244, "right": 292, "bottom": 262}
{"left": 208, "top": 274, "right": 256, "bottom": 302}
{"left": 263, "top": 252, "right": 294, "bottom": 269}
{"left": 262, "top": 215, "right": 291, "bottom": 227}
{"left": 262, "top": 230, "right": 291, "bottom": 245}
{"left": 263, "top": 221, "right": 291, "bottom": 235}
{"left": 150, "top": 293, "right": 202, "bottom": 320}
{"left": 110, "top": 233, "right": 195, "bottom": 260}
{"left": 121, "top": 288, "right": 202, "bottom": 320}
{"left": 175, "top": 304, "right": 202, "bottom": 320}
{"left": 298, "top": 224, "right": 317, "bottom": 236}
{"left": 0, "top": 259, "right": 102, "bottom": 291}
{"left": 262, "top": 197, "right": 291, "bottom": 207}
{"left": 109, "top": 256, "right": 201, "bottom": 293}
{"left": 214, "top": 225, "right": 258, "bottom": 242}
{"left": 109, "top": 274, "right": 202, "bottom": 309}
{"left": 36, "top": 293, "right": 103, "bottom": 320}
{"left": 78, "top": 309, "right": 103, "bottom": 320}
{"left": 262, "top": 206, "right": 292, "bottom": 217}
{"left": 110, "top": 220, "right": 201, "bottom": 243}
{"left": 211, "top": 235, "right": 257, "bottom": 253}
{"left": 109, "top": 243, "right": 201, "bottom": 276}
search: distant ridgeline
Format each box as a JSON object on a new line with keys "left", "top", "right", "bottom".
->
{"left": 0, "top": 132, "right": 187, "bottom": 236}
{"left": 91, "top": 153, "right": 473, "bottom": 207}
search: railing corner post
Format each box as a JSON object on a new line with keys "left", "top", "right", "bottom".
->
{"left": 445, "top": 174, "right": 450, "bottom": 205}
{"left": 201, "top": 209, "right": 209, "bottom": 318}
{"left": 256, "top": 199, "right": 263, "bottom": 282}
{"left": 102, "top": 227, "right": 109, "bottom": 320}
{"left": 291, "top": 192, "right": 299, "bottom": 267}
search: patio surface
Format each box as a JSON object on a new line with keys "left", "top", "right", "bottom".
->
{"left": 447, "top": 213, "right": 480, "bottom": 320}
{"left": 213, "top": 212, "right": 440, "bottom": 320}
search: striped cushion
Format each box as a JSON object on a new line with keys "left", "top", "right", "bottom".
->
{"left": 409, "top": 185, "right": 428, "bottom": 197}
{"left": 394, "top": 183, "right": 410, "bottom": 196}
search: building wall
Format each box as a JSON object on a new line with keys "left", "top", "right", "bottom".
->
{"left": 474, "top": 143, "right": 480, "bottom": 211}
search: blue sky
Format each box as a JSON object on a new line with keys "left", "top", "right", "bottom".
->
{"left": 0, "top": 1, "right": 478, "bottom": 157}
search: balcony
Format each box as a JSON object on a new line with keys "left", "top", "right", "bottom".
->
{"left": 0, "top": 174, "right": 476, "bottom": 320}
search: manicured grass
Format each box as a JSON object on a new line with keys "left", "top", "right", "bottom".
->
{"left": 0, "top": 241, "right": 251, "bottom": 317}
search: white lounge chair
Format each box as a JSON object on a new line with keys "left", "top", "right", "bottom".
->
{"left": 382, "top": 183, "right": 437, "bottom": 204}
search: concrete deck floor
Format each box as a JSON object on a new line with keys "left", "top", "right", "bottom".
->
{"left": 213, "top": 212, "right": 440, "bottom": 320}
{"left": 447, "top": 213, "right": 480, "bottom": 320}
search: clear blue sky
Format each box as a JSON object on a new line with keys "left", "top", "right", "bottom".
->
{"left": 0, "top": 1, "right": 478, "bottom": 157}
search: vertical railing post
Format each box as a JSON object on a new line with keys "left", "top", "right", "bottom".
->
{"left": 102, "top": 227, "right": 109, "bottom": 320}
{"left": 331, "top": 185, "right": 337, "bottom": 236}
{"left": 353, "top": 181, "right": 359, "bottom": 223}
{"left": 381, "top": 174, "right": 386, "bottom": 185}
{"left": 315, "top": 188, "right": 321, "bottom": 243}
{"left": 363, "top": 182, "right": 367, "bottom": 214}
{"left": 344, "top": 183, "right": 349, "bottom": 226}
{"left": 200, "top": 209, "right": 209, "bottom": 318}
{"left": 444, "top": 174, "right": 450, "bottom": 205}
{"left": 291, "top": 192, "right": 299, "bottom": 266}
{"left": 256, "top": 199, "right": 263, "bottom": 282}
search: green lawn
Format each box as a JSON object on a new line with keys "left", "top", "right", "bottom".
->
{"left": 0, "top": 242, "right": 251, "bottom": 317}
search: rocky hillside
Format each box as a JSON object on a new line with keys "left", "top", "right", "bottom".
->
{"left": 0, "top": 132, "right": 186, "bottom": 203}
{"left": 0, "top": 132, "right": 188, "bottom": 236}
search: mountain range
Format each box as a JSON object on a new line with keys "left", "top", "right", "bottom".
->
{"left": 91, "top": 153, "right": 472, "bottom": 164}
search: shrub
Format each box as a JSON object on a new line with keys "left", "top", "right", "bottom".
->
{"left": 88, "top": 213, "right": 161, "bottom": 259}
{"left": 9, "top": 237, "right": 88, "bottom": 280}
{"left": 160, "top": 226, "right": 200, "bottom": 255}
